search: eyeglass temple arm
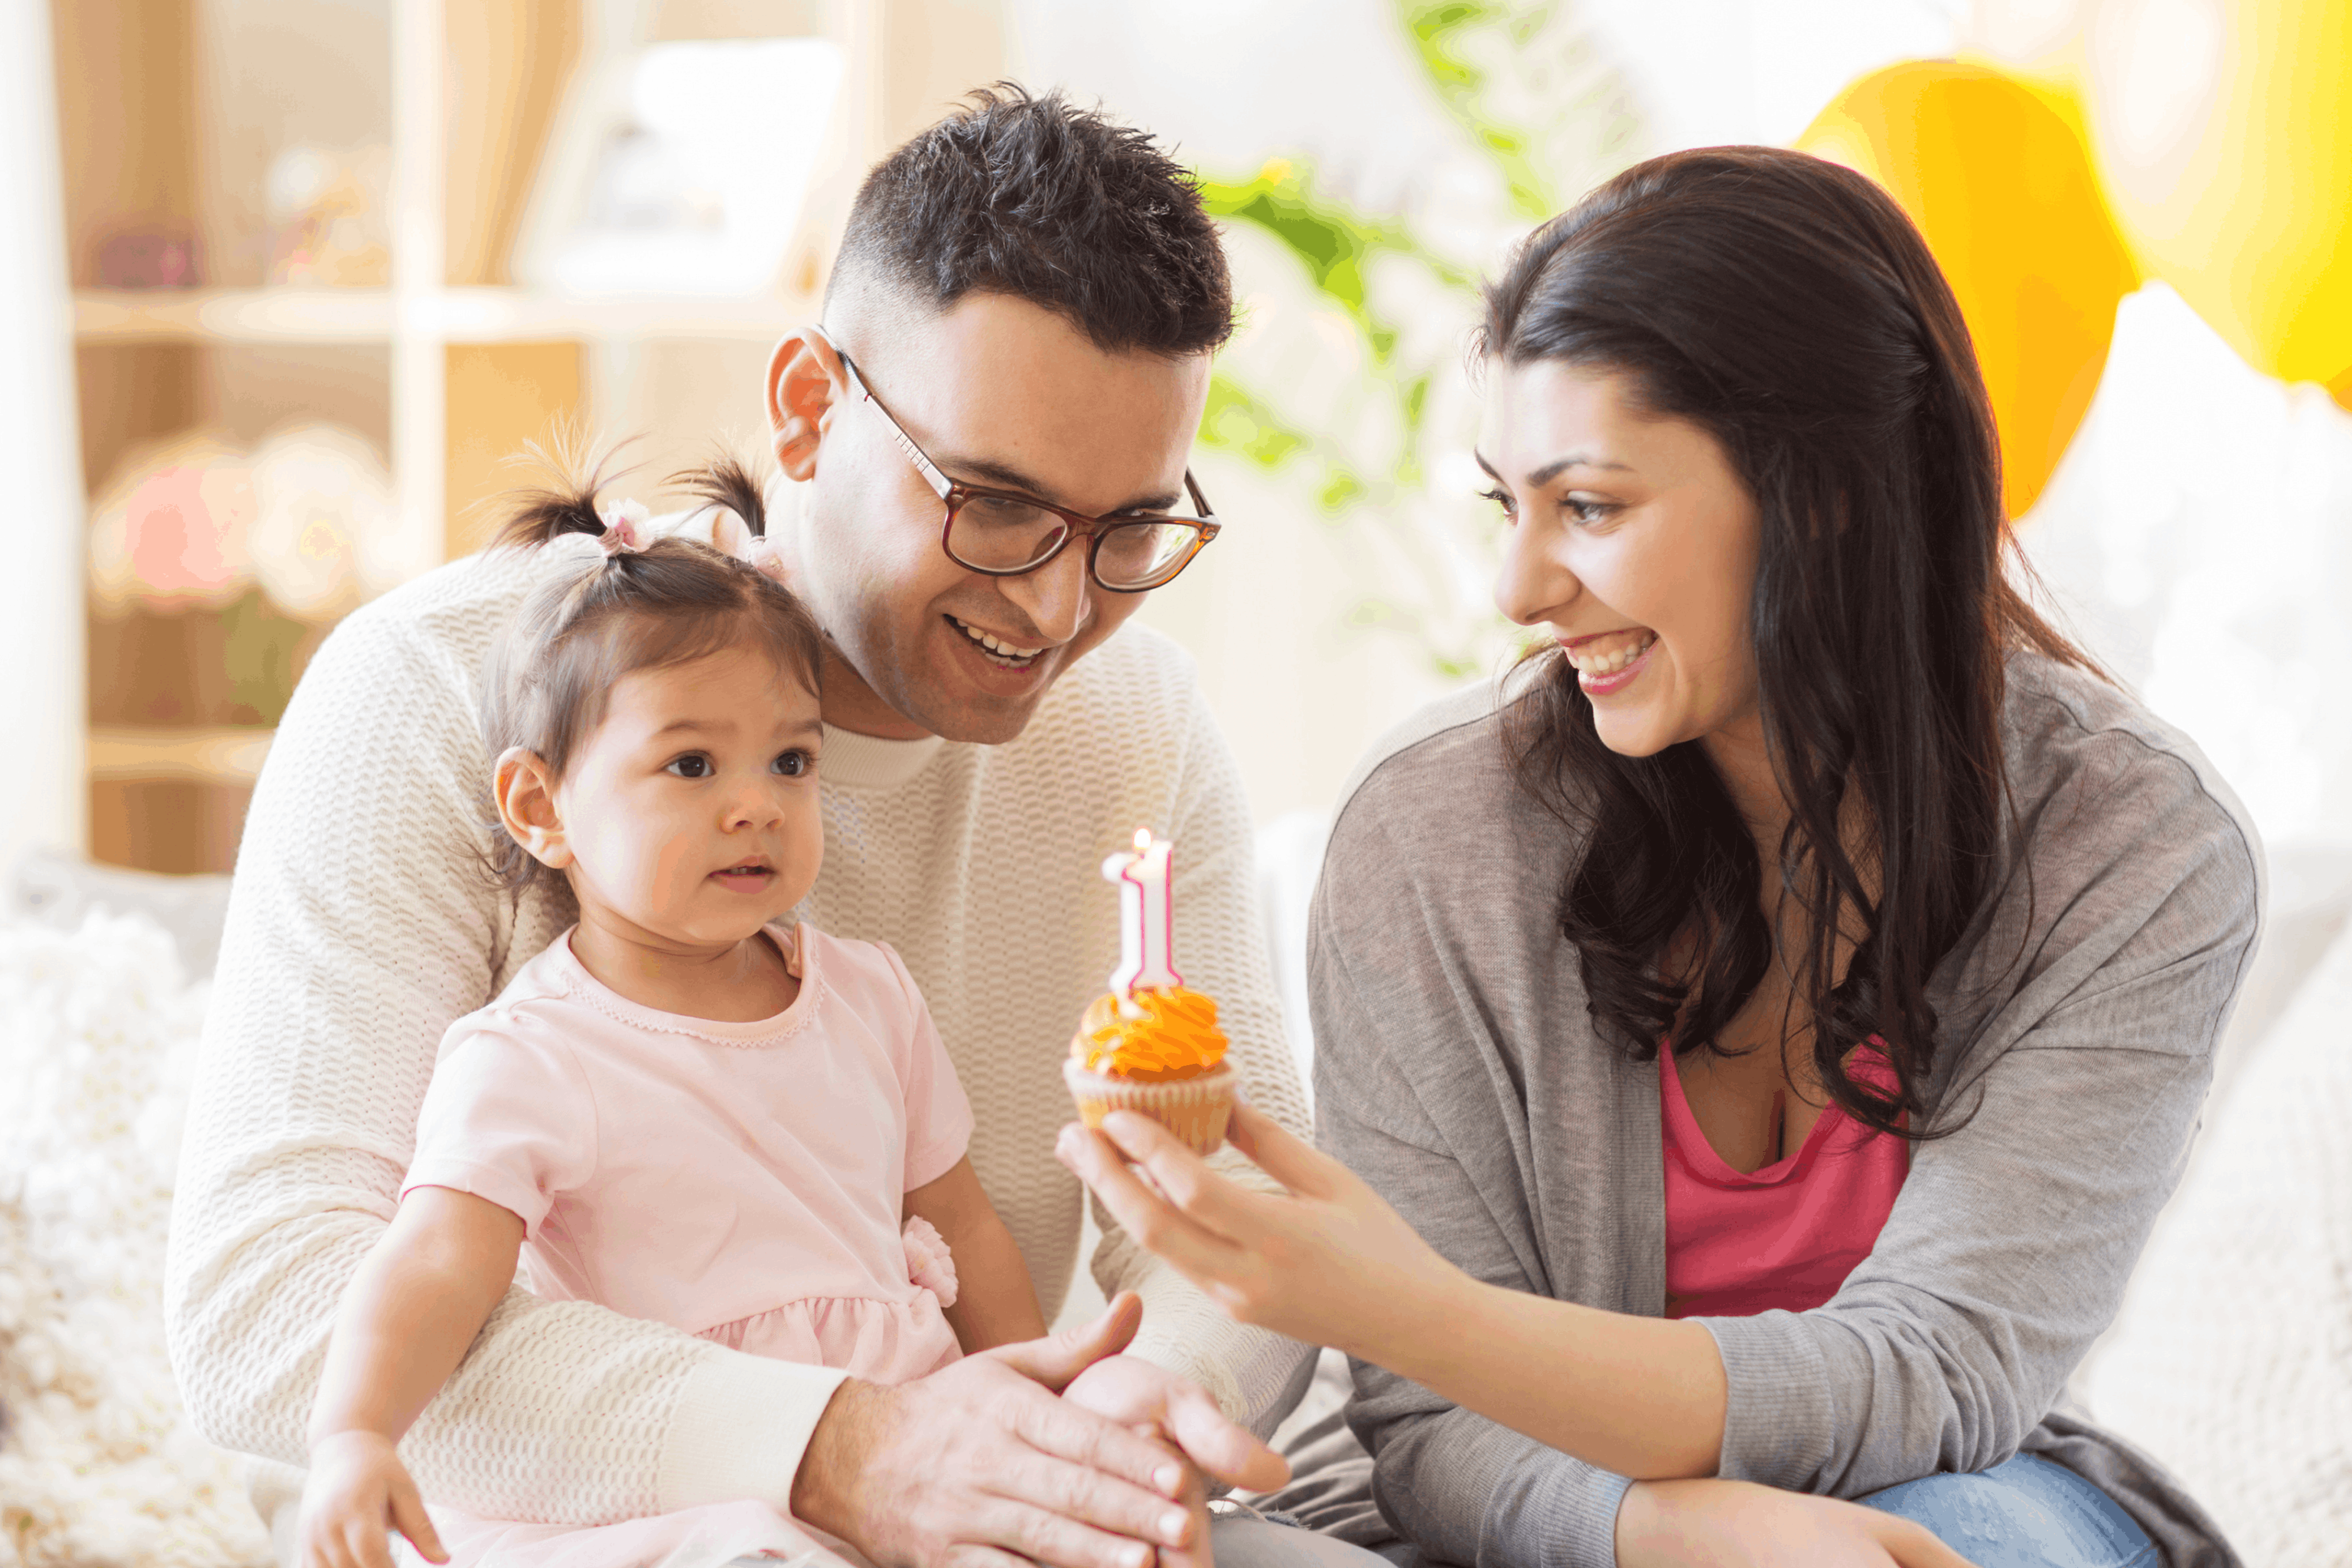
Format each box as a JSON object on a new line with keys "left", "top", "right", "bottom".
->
{"left": 1183, "top": 470, "right": 1216, "bottom": 524}
{"left": 806, "top": 325, "right": 954, "bottom": 503}
{"left": 813, "top": 324, "right": 1216, "bottom": 523}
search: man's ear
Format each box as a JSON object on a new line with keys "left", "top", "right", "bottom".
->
{"left": 494, "top": 747, "right": 573, "bottom": 871}
{"left": 767, "top": 328, "right": 848, "bottom": 483}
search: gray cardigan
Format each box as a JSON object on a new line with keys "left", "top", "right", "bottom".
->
{"left": 1307, "top": 654, "right": 2261, "bottom": 1568}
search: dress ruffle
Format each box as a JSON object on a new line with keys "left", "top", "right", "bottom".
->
{"left": 418, "top": 1498, "right": 851, "bottom": 1568}
{"left": 693, "top": 1217, "right": 960, "bottom": 1386}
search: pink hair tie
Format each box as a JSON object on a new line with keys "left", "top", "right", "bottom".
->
{"left": 742, "top": 533, "right": 791, "bottom": 587}
{"left": 703, "top": 491, "right": 793, "bottom": 588}
{"left": 597, "top": 499, "right": 651, "bottom": 557}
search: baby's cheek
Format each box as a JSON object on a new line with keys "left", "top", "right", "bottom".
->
{"left": 635, "top": 830, "right": 707, "bottom": 918}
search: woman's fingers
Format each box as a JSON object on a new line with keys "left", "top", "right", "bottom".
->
{"left": 1057, "top": 1123, "right": 1250, "bottom": 1282}
{"left": 1096, "top": 1113, "right": 1271, "bottom": 1236}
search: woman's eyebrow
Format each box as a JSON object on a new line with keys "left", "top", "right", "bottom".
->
{"left": 1529, "top": 453, "right": 1633, "bottom": 488}
{"left": 1473, "top": 449, "right": 1633, "bottom": 487}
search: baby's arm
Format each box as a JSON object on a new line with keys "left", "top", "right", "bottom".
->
{"left": 300, "top": 1186, "right": 526, "bottom": 1568}
{"left": 905, "top": 1156, "right": 1046, "bottom": 1352}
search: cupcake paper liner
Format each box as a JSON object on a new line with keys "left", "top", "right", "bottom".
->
{"left": 1063, "top": 1060, "right": 1235, "bottom": 1155}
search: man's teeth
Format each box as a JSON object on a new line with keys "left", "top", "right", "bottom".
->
{"left": 949, "top": 616, "right": 1043, "bottom": 664}
{"left": 1566, "top": 631, "right": 1657, "bottom": 676}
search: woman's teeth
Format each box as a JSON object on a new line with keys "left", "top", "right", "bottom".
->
{"left": 1566, "top": 630, "right": 1657, "bottom": 676}
{"left": 949, "top": 616, "right": 1044, "bottom": 668}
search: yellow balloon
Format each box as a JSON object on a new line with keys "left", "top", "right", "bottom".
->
{"left": 2078, "top": 0, "right": 2352, "bottom": 411}
{"left": 1797, "top": 62, "right": 2139, "bottom": 519}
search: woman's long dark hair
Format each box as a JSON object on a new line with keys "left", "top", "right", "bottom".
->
{"left": 1488, "top": 146, "right": 2097, "bottom": 1136}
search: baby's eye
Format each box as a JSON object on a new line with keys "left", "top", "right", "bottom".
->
{"left": 772, "top": 750, "right": 814, "bottom": 778}
{"left": 665, "top": 753, "right": 714, "bottom": 779}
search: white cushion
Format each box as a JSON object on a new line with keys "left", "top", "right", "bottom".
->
{"left": 2085, "top": 902, "right": 2352, "bottom": 1566}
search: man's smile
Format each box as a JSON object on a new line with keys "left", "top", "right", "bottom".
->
{"left": 946, "top": 613, "right": 1049, "bottom": 669}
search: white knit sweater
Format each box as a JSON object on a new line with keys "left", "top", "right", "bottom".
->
{"left": 163, "top": 526, "right": 1314, "bottom": 1527}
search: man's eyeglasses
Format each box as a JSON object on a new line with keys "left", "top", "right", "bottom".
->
{"left": 809, "top": 326, "right": 1221, "bottom": 594}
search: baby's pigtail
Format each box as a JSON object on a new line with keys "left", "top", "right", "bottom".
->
{"left": 671, "top": 454, "right": 770, "bottom": 540}
{"left": 493, "top": 431, "right": 638, "bottom": 550}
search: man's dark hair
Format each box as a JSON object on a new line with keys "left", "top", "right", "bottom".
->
{"left": 829, "top": 83, "right": 1233, "bottom": 357}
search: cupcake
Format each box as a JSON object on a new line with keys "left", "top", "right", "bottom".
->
{"left": 1066, "top": 829, "right": 1237, "bottom": 1154}
{"left": 1064, "top": 985, "right": 1235, "bottom": 1155}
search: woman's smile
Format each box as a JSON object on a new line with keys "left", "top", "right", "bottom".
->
{"left": 1559, "top": 627, "right": 1659, "bottom": 694}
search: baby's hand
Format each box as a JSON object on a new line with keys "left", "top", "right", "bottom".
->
{"left": 298, "top": 1430, "right": 447, "bottom": 1568}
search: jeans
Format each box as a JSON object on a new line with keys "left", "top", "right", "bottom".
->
{"left": 1863, "top": 1455, "right": 2160, "bottom": 1568}
{"left": 1229, "top": 1455, "right": 2158, "bottom": 1568}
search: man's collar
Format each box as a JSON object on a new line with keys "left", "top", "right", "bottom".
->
{"left": 820, "top": 723, "right": 947, "bottom": 790}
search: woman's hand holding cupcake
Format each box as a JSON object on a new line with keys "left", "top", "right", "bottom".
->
{"left": 1055, "top": 1101, "right": 1463, "bottom": 1363}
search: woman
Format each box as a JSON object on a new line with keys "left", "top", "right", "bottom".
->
{"left": 1058, "top": 147, "right": 2258, "bottom": 1568}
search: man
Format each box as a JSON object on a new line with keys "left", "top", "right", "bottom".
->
{"left": 167, "top": 86, "right": 1355, "bottom": 1567}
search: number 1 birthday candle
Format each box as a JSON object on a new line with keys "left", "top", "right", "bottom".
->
{"left": 1063, "top": 827, "right": 1236, "bottom": 1153}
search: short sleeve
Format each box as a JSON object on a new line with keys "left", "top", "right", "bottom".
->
{"left": 404, "top": 1022, "right": 598, "bottom": 1238}
{"left": 873, "top": 943, "right": 974, "bottom": 1191}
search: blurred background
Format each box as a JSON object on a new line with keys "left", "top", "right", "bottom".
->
{"left": 10, "top": 0, "right": 2352, "bottom": 879}
{"left": 6, "top": 2, "right": 2352, "bottom": 1562}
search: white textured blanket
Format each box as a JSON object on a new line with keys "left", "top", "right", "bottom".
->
{"left": 2086, "top": 911, "right": 2352, "bottom": 1568}
{"left": 0, "top": 913, "right": 269, "bottom": 1567}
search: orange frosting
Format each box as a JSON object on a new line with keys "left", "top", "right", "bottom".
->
{"left": 1069, "top": 986, "right": 1229, "bottom": 1080}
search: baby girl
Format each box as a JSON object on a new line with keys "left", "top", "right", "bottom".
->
{"left": 295, "top": 469, "right": 1044, "bottom": 1568}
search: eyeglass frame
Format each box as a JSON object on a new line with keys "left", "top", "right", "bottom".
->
{"left": 805, "top": 324, "right": 1222, "bottom": 594}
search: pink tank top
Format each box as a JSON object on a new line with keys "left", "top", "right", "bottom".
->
{"left": 1660, "top": 1040, "right": 1908, "bottom": 1319}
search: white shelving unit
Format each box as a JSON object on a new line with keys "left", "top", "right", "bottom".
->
{"left": 73, "top": 287, "right": 811, "bottom": 345}
{"left": 55, "top": 0, "right": 1005, "bottom": 873}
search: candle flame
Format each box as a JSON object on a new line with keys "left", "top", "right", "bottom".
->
{"left": 1133, "top": 827, "right": 1153, "bottom": 851}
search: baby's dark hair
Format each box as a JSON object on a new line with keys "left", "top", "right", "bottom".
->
{"left": 480, "top": 451, "right": 824, "bottom": 895}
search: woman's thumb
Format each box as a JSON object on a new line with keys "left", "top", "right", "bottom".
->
{"left": 990, "top": 1291, "right": 1144, "bottom": 1391}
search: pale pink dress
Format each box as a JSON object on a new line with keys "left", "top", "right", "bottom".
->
{"left": 399, "top": 922, "right": 973, "bottom": 1568}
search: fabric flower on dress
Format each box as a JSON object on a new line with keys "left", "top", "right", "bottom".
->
{"left": 900, "top": 1216, "right": 959, "bottom": 1309}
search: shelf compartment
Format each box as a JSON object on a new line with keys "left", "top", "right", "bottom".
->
{"left": 74, "top": 286, "right": 813, "bottom": 345}
{"left": 89, "top": 727, "right": 275, "bottom": 786}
